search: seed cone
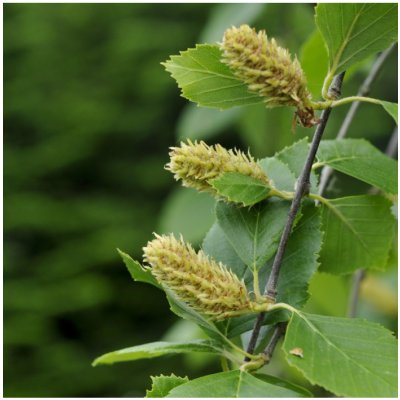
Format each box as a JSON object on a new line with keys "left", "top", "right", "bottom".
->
{"left": 221, "top": 24, "right": 317, "bottom": 127}
{"left": 143, "top": 234, "right": 255, "bottom": 320}
{"left": 166, "top": 140, "right": 269, "bottom": 195}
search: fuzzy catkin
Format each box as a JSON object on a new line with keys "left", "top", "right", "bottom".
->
{"left": 143, "top": 234, "right": 254, "bottom": 320}
{"left": 221, "top": 25, "right": 317, "bottom": 127}
{"left": 165, "top": 140, "right": 269, "bottom": 195}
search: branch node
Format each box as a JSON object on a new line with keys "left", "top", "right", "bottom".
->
{"left": 266, "top": 290, "right": 277, "bottom": 301}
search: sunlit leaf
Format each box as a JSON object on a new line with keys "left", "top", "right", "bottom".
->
{"left": 163, "top": 44, "right": 263, "bottom": 109}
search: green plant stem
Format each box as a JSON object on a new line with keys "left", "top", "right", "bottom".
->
{"left": 307, "top": 192, "right": 329, "bottom": 205}
{"left": 220, "top": 356, "right": 230, "bottom": 371}
{"left": 252, "top": 269, "right": 262, "bottom": 300}
{"left": 244, "top": 72, "right": 345, "bottom": 362}
{"left": 331, "top": 96, "right": 383, "bottom": 108}
{"left": 321, "top": 72, "right": 334, "bottom": 100}
{"left": 312, "top": 95, "right": 383, "bottom": 110}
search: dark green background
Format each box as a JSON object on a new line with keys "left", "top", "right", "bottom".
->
{"left": 4, "top": 3, "right": 397, "bottom": 397}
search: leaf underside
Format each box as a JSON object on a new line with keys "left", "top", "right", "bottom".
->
{"left": 92, "top": 339, "right": 224, "bottom": 366}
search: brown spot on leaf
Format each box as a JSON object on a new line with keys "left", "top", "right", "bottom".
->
{"left": 289, "top": 347, "right": 304, "bottom": 358}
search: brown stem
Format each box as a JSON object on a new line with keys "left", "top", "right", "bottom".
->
{"left": 245, "top": 72, "right": 346, "bottom": 359}
{"left": 263, "top": 322, "right": 287, "bottom": 359}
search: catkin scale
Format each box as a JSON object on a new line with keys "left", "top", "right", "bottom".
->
{"left": 143, "top": 234, "right": 256, "bottom": 320}
{"left": 221, "top": 25, "right": 317, "bottom": 127}
{"left": 165, "top": 140, "right": 269, "bottom": 195}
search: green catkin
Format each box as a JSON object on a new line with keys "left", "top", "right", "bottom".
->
{"left": 221, "top": 24, "right": 317, "bottom": 127}
{"left": 165, "top": 140, "right": 269, "bottom": 195}
{"left": 143, "top": 234, "right": 267, "bottom": 320}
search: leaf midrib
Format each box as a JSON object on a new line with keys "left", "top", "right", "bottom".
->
{"left": 330, "top": 4, "right": 366, "bottom": 72}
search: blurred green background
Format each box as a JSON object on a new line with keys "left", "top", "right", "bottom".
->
{"left": 4, "top": 3, "right": 397, "bottom": 397}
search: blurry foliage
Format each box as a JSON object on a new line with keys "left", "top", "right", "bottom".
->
{"left": 4, "top": 3, "right": 214, "bottom": 397}
{"left": 4, "top": 3, "right": 397, "bottom": 397}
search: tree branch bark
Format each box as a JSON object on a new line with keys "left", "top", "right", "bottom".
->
{"left": 245, "top": 72, "right": 346, "bottom": 359}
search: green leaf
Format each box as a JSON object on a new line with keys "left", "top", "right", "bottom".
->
{"left": 316, "top": 139, "right": 398, "bottom": 194}
{"left": 92, "top": 339, "right": 224, "bottom": 366}
{"left": 118, "top": 246, "right": 231, "bottom": 345}
{"left": 300, "top": 30, "right": 376, "bottom": 100}
{"left": 275, "top": 139, "right": 318, "bottom": 193}
{"left": 315, "top": 4, "right": 398, "bottom": 76}
{"left": 222, "top": 310, "right": 289, "bottom": 340}
{"left": 225, "top": 204, "right": 321, "bottom": 339}
{"left": 146, "top": 374, "right": 189, "bottom": 398}
{"left": 300, "top": 30, "right": 328, "bottom": 99}
{"left": 118, "top": 243, "right": 232, "bottom": 345}
{"left": 319, "top": 195, "right": 396, "bottom": 274}
{"left": 164, "top": 287, "right": 230, "bottom": 345}
{"left": 202, "top": 223, "right": 289, "bottom": 339}
{"left": 381, "top": 101, "right": 398, "bottom": 124}
{"left": 210, "top": 172, "right": 270, "bottom": 206}
{"left": 216, "top": 200, "right": 290, "bottom": 270}
{"left": 163, "top": 44, "right": 263, "bottom": 109}
{"left": 283, "top": 311, "right": 398, "bottom": 397}
{"left": 261, "top": 203, "right": 322, "bottom": 308}
{"left": 259, "top": 157, "right": 296, "bottom": 192}
{"left": 117, "top": 249, "right": 160, "bottom": 288}
{"left": 167, "top": 370, "right": 311, "bottom": 398}
{"left": 158, "top": 187, "right": 215, "bottom": 245}
{"left": 202, "top": 222, "right": 247, "bottom": 279}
